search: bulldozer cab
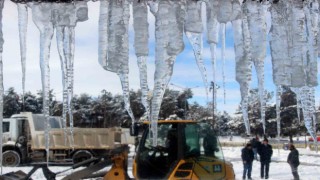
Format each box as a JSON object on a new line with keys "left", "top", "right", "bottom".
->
{"left": 134, "top": 120, "right": 225, "bottom": 179}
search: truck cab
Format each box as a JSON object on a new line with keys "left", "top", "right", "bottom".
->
{"left": 3, "top": 115, "right": 30, "bottom": 145}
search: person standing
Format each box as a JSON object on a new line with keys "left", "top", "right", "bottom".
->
{"left": 287, "top": 144, "right": 300, "bottom": 180}
{"left": 258, "top": 138, "right": 273, "bottom": 179}
{"left": 251, "top": 136, "right": 261, "bottom": 160}
{"left": 241, "top": 143, "right": 254, "bottom": 180}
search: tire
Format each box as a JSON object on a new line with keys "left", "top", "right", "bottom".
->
{"left": 3, "top": 150, "right": 20, "bottom": 167}
{"left": 72, "top": 150, "right": 93, "bottom": 165}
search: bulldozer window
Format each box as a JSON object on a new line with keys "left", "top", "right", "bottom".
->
{"left": 137, "top": 124, "right": 177, "bottom": 179}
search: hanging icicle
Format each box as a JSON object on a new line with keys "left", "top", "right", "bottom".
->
{"left": 29, "top": 2, "right": 55, "bottom": 165}
{"left": 233, "top": 17, "right": 252, "bottom": 135}
{"left": 220, "top": 23, "right": 226, "bottom": 104}
{"left": 133, "top": 0, "right": 150, "bottom": 119}
{"left": 17, "top": 4, "right": 28, "bottom": 109}
{"left": 205, "top": 0, "right": 219, "bottom": 111}
{"left": 185, "top": 0, "right": 209, "bottom": 99}
{"left": 151, "top": 0, "right": 186, "bottom": 146}
{"left": 98, "top": 0, "right": 135, "bottom": 126}
{"left": 276, "top": 85, "right": 282, "bottom": 145}
{"left": 52, "top": 1, "right": 88, "bottom": 147}
{"left": 245, "top": 0, "right": 268, "bottom": 134}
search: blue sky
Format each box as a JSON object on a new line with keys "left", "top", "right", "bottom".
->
{"left": 2, "top": 1, "right": 320, "bottom": 115}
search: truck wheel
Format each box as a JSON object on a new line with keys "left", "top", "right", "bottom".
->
{"left": 72, "top": 150, "right": 93, "bottom": 165}
{"left": 3, "top": 150, "right": 20, "bottom": 167}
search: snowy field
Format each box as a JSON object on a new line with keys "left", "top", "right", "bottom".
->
{"left": 1, "top": 139, "right": 320, "bottom": 180}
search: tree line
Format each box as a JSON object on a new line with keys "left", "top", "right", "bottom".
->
{"left": 2, "top": 87, "right": 318, "bottom": 136}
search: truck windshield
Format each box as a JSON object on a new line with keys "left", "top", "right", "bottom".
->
{"left": 33, "top": 115, "right": 61, "bottom": 131}
{"left": 3, "top": 122, "right": 9, "bottom": 133}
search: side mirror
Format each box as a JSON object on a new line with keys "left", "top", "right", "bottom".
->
{"left": 130, "top": 122, "right": 139, "bottom": 136}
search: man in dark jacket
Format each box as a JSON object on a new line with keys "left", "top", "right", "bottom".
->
{"left": 258, "top": 138, "right": 273, "bottom": 179}
{"left": 287, "top": 144, "right": 300, "bottom": 180}
{"left": 251, "top": 136, "right": 261, "bottom": 160}
{"left": 241, "top": 143, "right": 254, "bottom": 180}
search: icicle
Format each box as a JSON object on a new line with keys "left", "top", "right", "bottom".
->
{"left": 0, "top": 0, "right": 4, "bottom": 173}
{"left": 30, "top": 2, "right": 55, "bottom": 165}
{"left": 99, "top": 0, "right": 135, "bottom": 123}
{"left": 98, "top": 0, "right": 109, "bottom": 68}
{"left": 185, "top": 32, "right": 208, "bottom": 95}
{"left": 67, "top": 27, "right": 75, "bottom": 148}
{"left": 233, "top": 18, "right": 252, "bottom": 135}
{"left": 55, "top": 26, "right": 69, "bottom": 145}
{"left": 133, "top": 1, "right": 149, "bottom": 118}
{"left": 299, "top": 86, "right": 317, "bottom": 147}
{"left": 220, "top": 24, "right": 226, "bottom": 104}
{"left": 276, "top": 85, "right": 282, "bottom": 148}
{"left": 151, "top": 0, "right": 186, "bottom": 146}
{"left": 52, "top": 2, "right": 88, "bottom": 147}
{"left": 137, "top": 56, "right": 149, "bottom": 116}
{"left": 304, "top": 0, "right": 319, "bottom": 87}
{"left": 185, "top": 1, "right": 208, "bottom": 99}
{"left": 17, "top": 4, "right": 28, "bottom": 109}
{"left": 245, "top": 1, "right": 268, "bottom": 134}
{"left": 205, "top": 0, "right": 219, "bottom": 111}
{"left": 291, "top": 88, "right": 302, "bottom": 123}
{"left": 270, "top": 1, "right": 291, "bottom": 87}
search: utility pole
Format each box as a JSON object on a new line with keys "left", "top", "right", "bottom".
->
{"left": 170, "top": 83, "right": 200, "bottom": 119}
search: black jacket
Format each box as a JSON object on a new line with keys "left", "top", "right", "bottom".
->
{"left": 258, "top": 144, "right": 273, "bottom": 163}
{"left": 287, "top": 148, "right": 300, "bottom": 167}
{"left": 241, "top": 147, "right": 254, "bottom": 163}
{"left": 251, "top": 138, "right": 261, "bottom": 149}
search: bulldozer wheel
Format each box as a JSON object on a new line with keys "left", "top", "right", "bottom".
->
{"left": 3, "top": 150, "right": 20, "bottom": 167}
{"left": 72, "top": 150, "right": 93, "bottom": 165}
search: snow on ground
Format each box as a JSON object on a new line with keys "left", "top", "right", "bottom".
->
{"left": 223, "top": 146, "right": 320, "bottom": 180}
{"left": 1, "top": 141, "right": 320, "bottom": 180}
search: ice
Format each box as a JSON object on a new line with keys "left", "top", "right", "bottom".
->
{"left": 185, "top": 1, "right": 208, "bottom": 98}
{"left": 52, "top": 1, "right": 88, "bottom": 147}
{"left": 55, "top": 26, "right": 69, "bottom": 145}
{"left": 270, "top": 0, "right": 291, "bottom": 86}
{"left": 299, "top": 86, "right": 317, "bottom": 148}
{"left": 220, "top": 23, "right": 226, "bottom": 104}
{"left": 205, "top": 0, "right": 219, "bottom": 111}
{"left": 133, "top": 1, "right": 149, "bottom": 117}
{"left": 99, "top": 0, "right": 135, "bottom": 123}
{"left": 276, "top": 85, "right": 282, "bottom": 145}
{"left": 270, "top": 1, "right": 318, "bottom": 140}
{"left": 0, "top": 0, "right": 3, "bottom": 172}
{"left": 216, "top": 0, "right": 242, "bottom": 23}
{"left": 291, "top": 88, "right": 301, "bottom": 122}
{"left": 17, "top": 4, "right": 28, "bottom": 108}
{"left": 29, "top": 2, "right": 54, "bottom": 164}
{"left": 147, "top": 0, "right": 158, "bottom": 16}
{"left": 151, "top": 0, "right": 186, "bottom": 146}
{"left": 232, "top": 18, "right": 252, "bottom": 135}
{"left": 244, "top": 0, "right": 268, "bottom": 134}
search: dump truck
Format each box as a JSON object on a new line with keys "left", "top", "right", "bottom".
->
{"left": 1, "top": 112, "right": 131, "bottom": 167}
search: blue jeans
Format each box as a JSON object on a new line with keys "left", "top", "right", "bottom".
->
{"left": 243, "top": 162, "right": 252, "bottom": 178}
